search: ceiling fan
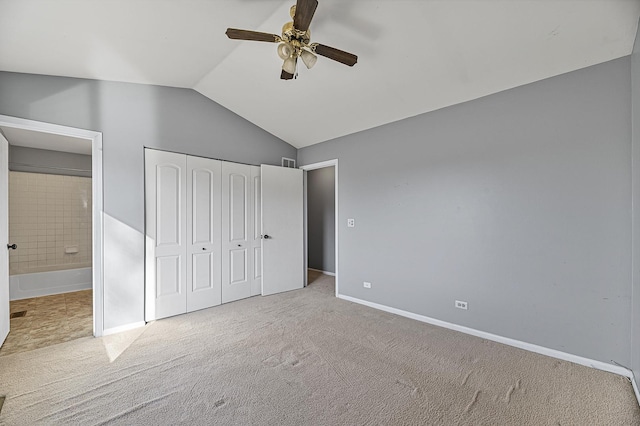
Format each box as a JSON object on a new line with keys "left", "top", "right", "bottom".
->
{"left": 225, "top": 0, "right": 358, "bottom": 80}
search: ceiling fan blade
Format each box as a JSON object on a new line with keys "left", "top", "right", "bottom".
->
{"left": 281, "top": 70, "right": 294, "bottom": 80}
{"left": 314, "top": 44, "right": 358, "bottom": 67}
{"left": 293, "top": 0, "right": 318, "bottom": 32}
{"left": 225, "top": 28, "right": 280, "bottom": 43}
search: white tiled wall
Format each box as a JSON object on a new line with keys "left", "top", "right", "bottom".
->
{"left": 8, "top": 172, "right": 92, "bottom": 275}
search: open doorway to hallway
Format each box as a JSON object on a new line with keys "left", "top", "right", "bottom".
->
{"left": 302, "top": 161, "right": 337, "bottom": 295}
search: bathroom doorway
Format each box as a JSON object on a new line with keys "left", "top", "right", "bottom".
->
{"left": 0, "top": 118, "right": 103, "bottom": 354}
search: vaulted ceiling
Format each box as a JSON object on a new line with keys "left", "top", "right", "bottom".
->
{"left": 0, "top": 0, "right": 638, "bottom": 148}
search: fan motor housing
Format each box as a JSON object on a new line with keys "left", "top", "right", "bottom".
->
{"left": 282, "top": 21, "right": 311, "bottom": 45}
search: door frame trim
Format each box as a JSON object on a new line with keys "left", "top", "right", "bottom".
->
{"left": 300, "top": 159, "right": 338, "bottom": 297}
{"left": 0, "top": 115, "right": 104, "bottom": 337}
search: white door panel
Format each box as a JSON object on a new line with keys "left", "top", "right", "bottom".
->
{"left": 222, "top": 162, "right": 252, "bottom": 303}
{"left": 145, "top": 150, "right": 187, "bottom": 321}
{"left": 156, "top": 255, "right": 181, "bottom": 296}
{"left": 0, "top": 133, "right": 9, "bottom": 347}
{"left": 156, "top": 165, "right": 181, "bottom": 247}
{"left": 192, "top": 253, "right": 213, "bottom": 291}
{"left": 261, "top": 165, "right": 304, "bottom": 296}
{"left": 229, "top": 175, "right": 247, "bottom": 241}
{"left": 250, "top": 167, "right": 262, "bottom": 296}
{"left": 230, "top": 248, "right": 248, "bottom": 283}
{"left": 186, "top": 156, "right": 222, "bottom": 312}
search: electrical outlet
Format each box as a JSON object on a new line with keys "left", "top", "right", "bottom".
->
{"left": 347, "top": 218, "right": 355, "bottom": 228}
{"left": 455, "top": 300, "right": 468, "bottom": 310}
{"left": 363, "top": 281, "right": 371, "bottom": 289}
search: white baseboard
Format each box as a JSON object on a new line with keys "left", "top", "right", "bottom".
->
{"left": 308, "top": 268, "right": 336, "bottom": 277}
{"left": 102, "top": 321, "right": 146, "bottom": 337}
{"left": 337, "top": 294, "right": 632, "bottom": 379}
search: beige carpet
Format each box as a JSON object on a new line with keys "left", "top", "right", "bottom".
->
{"left": 0, "top": 273, "right": 638, "bottom": 425}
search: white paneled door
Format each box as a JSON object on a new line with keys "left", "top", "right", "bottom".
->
{"left": 145, "top": 150, "right": 187, "bottom": 321}
{"left": 221, "top": 162, "right": 257, "bottom": 303}
{"left": 250, "top": 167, "right": 262, "bottom": 296}
{"left": 0, "top": 133, "right": 9, "bottom": 347}
{"left": 261, "top": 165, "right": 304, "bottom": 296}
{"left": 186, "top": 156, "right": 222, "bottom": 312}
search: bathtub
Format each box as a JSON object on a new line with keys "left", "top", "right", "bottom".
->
{"left": 9, "top": 267, "right": 92, "bottom": 300}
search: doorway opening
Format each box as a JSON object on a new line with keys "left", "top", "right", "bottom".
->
{"left": 4, "top": 150, "right": 93, "bottom": 355}
{"left": 301, "top": 160, "right": 338, "bottom": 297}
{"left": 0, "top": 115, "right": 103, "bottom": 354}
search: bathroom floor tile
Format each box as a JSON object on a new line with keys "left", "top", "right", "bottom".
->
{"left": 32, "top": 307, "right": 67, "bottom": 319}
{"left": 36, "top": 294, "right": 66, "bottom": 307}
{"left": 67, "top": 308, "right": 92, "bottom": 319}
{"left": 65, "top": 290, "right": 91, "bottom": 301}
{"left": 9, "top": 299, "right": 36, "bottom": 314}
{"left": 67, "top": 328, "right": 93, "bottom": 340}
{"left": 8, "top": 317, "right": 34, "bottom": 332}
{"left": 0, "top": 290, "right": 93, "bottom": 356}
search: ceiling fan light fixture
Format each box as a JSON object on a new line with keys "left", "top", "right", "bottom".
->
{"left": 300, "top": 49, "right": 317, "bottom": 69}
{"left": 225, "top": 0, "right": 358, "bottom": 80}
{"left": 283, "top": 56, "right": 297, "bottom": 74}
{"left": 277, "top": 42, "right": 294, "bottom": 60}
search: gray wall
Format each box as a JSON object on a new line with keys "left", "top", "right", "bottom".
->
{"left": 307, "top": 167, "right": 335, "bottom": 273}
{"left": 632, "top": 20, "right": 640, "bottom": 392}
{"left": 9, "top": 145, "right": 92, "bottom": 177}
{"left": 0, "top": 71, "right": 296, "bottom": 331}
{"left": 299, "top": 57, "right": 632, "bottom": 366}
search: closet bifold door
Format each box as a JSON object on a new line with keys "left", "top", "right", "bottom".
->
{"left": 250, "top": 166, "right": 262, "bottom": 296}
{"left": 222, "top": 162, "right": 253, "bottom": 303}
{"left": 145, "top": 149, "right": 187, "bottom": 321}
{"left": 186, "top": 156, "right": 222, "bottom": 312}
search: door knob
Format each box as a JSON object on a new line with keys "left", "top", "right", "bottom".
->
{"left": 262, "top": 235, "right": 271, "bottom": 239}
{"left": 7, "top": 244, "right": 16, "bottom": 250}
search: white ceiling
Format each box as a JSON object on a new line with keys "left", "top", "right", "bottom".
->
{"left": 0, "top": 0, "right": 639, "bottom": 149}
{"left": 0, "top": 126, "right": 92, "bottom": 155}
